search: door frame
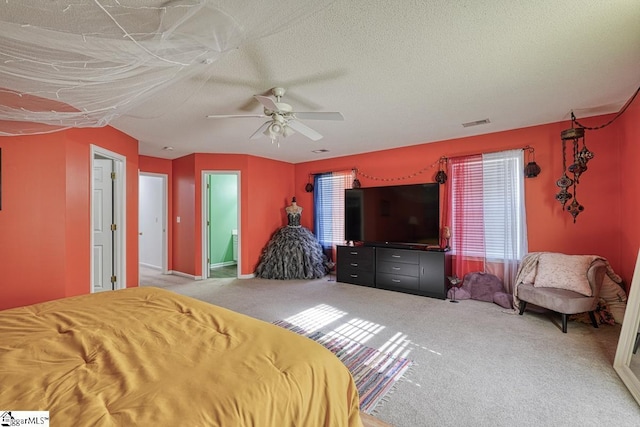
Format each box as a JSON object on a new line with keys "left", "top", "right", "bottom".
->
{"left": 90, "top": 145, "right": 126, "bottom": 292}
{"left": 138, "top": 172, "right": 168, "bottom": 274}
{"left": 201, "top": 170, "right": 241, "bottom": 279}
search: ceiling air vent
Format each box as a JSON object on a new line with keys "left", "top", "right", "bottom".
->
{"left": 462, "top": 118, "right": 491, "bottom": 128}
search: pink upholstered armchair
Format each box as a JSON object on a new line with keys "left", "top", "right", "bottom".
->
{"left": 513, "top": 252, "right": 607, "bottom": 333}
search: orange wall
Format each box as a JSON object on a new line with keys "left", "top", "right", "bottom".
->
{"left": 0, "top": 133, "right": 67, "bottom": 309}
{"left": 0, "top": 127, "right": 139, "bottom": 310}
{"left": 172, "top": 154, "right": 197, "bottom": 275}
{"left": 3, "top": 103, "right": 635, "bottom": 311}
{"left": 295, "top": 112, "right": 634, "bottom": 282}
{"left": 140, "top": 106, "right": 637, "bottom": 285}
{"left": 618, "top": 93, "right": 640, "bottom": 286}
{"left": 154, "top": 153, "right": 294, "bottom": 277}
{"left": 244, "top": 155, "right": 296, "bottom": 272}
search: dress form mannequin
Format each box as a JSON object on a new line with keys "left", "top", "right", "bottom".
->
{"left": 255, "top": 197, "right": 328, "bottom": 280}
{"left": 285, "top": 197, "right": 303, "bottom": 215}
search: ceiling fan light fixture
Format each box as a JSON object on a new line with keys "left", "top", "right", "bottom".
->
{"left": 209, "top": 87, "right": 343, "bottom": 144}
{"left": 268, "top": 122, "right": 284, "bottom": 136}
{"left": 282, "top": 126, "right": 294, "bottom": 137}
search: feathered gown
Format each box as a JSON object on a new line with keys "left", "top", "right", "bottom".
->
{"left": 255, "top": 212, "right": 327, "bottom": 279}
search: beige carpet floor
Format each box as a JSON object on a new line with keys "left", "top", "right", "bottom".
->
{"left": 141, "top": 274, "right": 640, "bottom": 427}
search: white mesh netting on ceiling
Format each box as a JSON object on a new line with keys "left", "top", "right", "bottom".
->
{"left": 0, "top": 0, "right": 334, "bottom": 136}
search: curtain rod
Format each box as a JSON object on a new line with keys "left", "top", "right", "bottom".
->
{"left": 309, "top": 168, "right": 355, "bottom": 176}
{"left": 308, "top": 146, "right": 534, "bottom": 178}
{"left": 443, "top": 145, "right": 534, "bottom": 161}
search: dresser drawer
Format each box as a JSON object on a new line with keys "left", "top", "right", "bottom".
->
{"left": 337, "top": 270, "right": 375, "bottom": 287}
{"left": 341, "top": 257, "right": 374, "bottom": 271}
{"left": 376, "top": 261, "right": 419, "bottom": 277}
{"left": 376, "top": 248, "right": 420, "bottom": 264}
{"left": 338, "top": 246, "right": 375, "bottom": 261}
{"left": 376, "top": 273, "right": 420, "bottom": 291}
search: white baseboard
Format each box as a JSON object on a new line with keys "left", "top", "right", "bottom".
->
{"left": 209, "top": 261, "right": 237, "bottom": 269}
{"left": 238, "top": 273, "right": 255, "bottom": 279}
{"left": 170, "top": 270, "right": 199, "bottom": 280}
{"left": 140, "top": 262, "right": 162, "bottom": 270}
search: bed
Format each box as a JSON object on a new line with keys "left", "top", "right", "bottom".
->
{"left": 0, "top": 287, "right": 363, "bottom": 426}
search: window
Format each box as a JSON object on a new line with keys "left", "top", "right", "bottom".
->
{"left": 447, "top": 149, "right": 527, "bottom": 289}
{"left": 313, "top": 171, "right": 353, "bottom": 249}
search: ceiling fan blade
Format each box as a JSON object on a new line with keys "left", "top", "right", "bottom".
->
{"left": 207, "top": 114, "right": 267, "bottom": 119}
{"left": 254, "top": 95, "right": 279, "bottom": 111}
{"left": 250, "top": 121, "right": 271, "bottom": 139}
{"left": 287, "top": 119, "right": 323, "bottom": 141}
{"left": 294, "top": 111, "right": 344, "bottom": 121}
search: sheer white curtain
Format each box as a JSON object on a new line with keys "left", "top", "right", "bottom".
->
{"left": 482, "top": 150, "right": 528, "bottom": 293}
{"left": 446, "top": 149, "right": 527, "bottom": 292}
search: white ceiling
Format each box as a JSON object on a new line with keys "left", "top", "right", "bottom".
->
{"left": 5, "top": 1, "right": 640, "bottom": 164}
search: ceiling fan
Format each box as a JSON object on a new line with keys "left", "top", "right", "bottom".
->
{"left": 207, "top": 87, "right": 344, "bottom": 143}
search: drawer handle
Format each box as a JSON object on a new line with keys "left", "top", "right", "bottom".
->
{"left": 392, "top": 267, "right": 401, "bottom": 270}
{"left": 392, "top": 279, "right": 401, "bottom": 283}
{"left": 391, "top": 255, "right": 401, "bottom": 258}
{"left": 350, "top": 263, "right": 358, "bottom": 267}
{"left": 350, "top": 274, "right": 358, "bottom": 278}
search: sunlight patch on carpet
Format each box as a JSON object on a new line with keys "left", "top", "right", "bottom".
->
{"left": 283, "top": 304, "right": 347, "bottom": 333}
{"left": 273, "top": 319, "right": 413, "bottom": 414}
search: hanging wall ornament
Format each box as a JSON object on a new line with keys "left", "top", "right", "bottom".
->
{"left": 435, "top": 157, "right": 448, "bottom": 184}
{"left": 566, "top": 198, "right": 584, "bottom": 223}
{"left": 555, "top": 139, "right": 573, "bottom": 207}
{"left": 566, "top": 176, "right": 584, "bottom": 223}
{"left": 352, "top": 168, "right": 361, "bottom": 188}
{"left": 558, "top": 116, "right": 589, "bottom": 221}
{"left": 305, "top": 174, "right": 314, "bottom": 192}
{"left": 524, "top": 146, "right": 541, "bottom": 178}
{"left": 576, "top": 131, "right": 594, "bottom": 178}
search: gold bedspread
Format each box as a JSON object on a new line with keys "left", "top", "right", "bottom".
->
{"left": 0, "top": 287, "right": 363, "bottom": 427}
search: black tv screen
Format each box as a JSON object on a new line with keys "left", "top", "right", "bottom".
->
{"left": 345, "top": 183, "right": 440, "bottom": 246}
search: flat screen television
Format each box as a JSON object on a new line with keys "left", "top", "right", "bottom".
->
{"left": 344, "top": 183, "right": 440, "bottom": 247}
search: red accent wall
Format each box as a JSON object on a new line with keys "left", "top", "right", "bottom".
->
{"left": 295, "top": 112, "right": 636, "bottom": 283}
{"left": 0, "top": 126, "right": 139, "bottom": 310}
{"left": 1, "top": 99, "right": 637, "bottom": 311}
{"left": 171, "top": 154, "right": 197, "bottom": 275}
{"left": 244, "top": 155, "right": 295, "bottom": 272}
{"left": 162, "top": 153, "right": 294, "bottom": 277}
{"left": 618, "top": 93, "right": 640, "bottom": 287}
{"left": 0, "top": 133, "right": 67, "bottom": 309}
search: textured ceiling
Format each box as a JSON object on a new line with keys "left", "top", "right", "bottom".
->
{"left": 4, "top": 1, "right": 640, "bottom": 163}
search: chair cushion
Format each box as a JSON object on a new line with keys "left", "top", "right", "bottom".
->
{"left": 518, "top": 283, "right": 597, "bottom": 314}
{"left": 533, "top": 253, "right": 593, "bottom": 296}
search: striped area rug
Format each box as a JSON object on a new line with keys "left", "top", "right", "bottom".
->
{"left": 273, "top": 320, "right": 413, "bottom": 414}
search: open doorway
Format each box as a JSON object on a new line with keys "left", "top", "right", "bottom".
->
{"left": 202, "top": 171, "right": 240, "bottom": 279}
{"left": 139, "top": 173, "right": 168, "bottom": 283}
{"left": 90, "top": 145, "right": 126, "bottom": 293}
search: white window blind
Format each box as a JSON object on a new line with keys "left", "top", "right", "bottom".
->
{"left": 450, "top": 150, "right": 527, "bottom": 261}
{"left": 482, "top": 151, "right": 526, "bottom": 260}
{"left": 314, "top": 171, "right": 353, "bottom": 248}
{"left": 450, "top": 155, "right": 485, "bottom": 257}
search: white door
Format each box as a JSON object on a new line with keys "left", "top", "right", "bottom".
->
{"left": 139, "top": 174, "right": 166, "bottom": 270}
{"left": 93, "top": 158, "right": 114, "bottom": 292}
